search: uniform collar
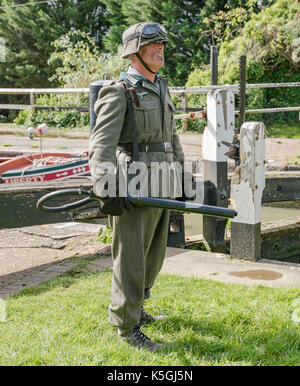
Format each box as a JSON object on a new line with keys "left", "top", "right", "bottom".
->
{"left": 119, "top": 67, "right": 169, "bottom": 101}
{"left": 125, "top": 66, "right": 161, "bottom": 95}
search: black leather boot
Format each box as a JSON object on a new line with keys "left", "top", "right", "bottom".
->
{"left": 118, "top": 326, "right": 163, "bottom": 352}
{"left": 138, "top": 307, "right": 167, "bottom": 326}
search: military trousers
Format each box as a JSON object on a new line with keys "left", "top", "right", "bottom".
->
{"left": 108, "top": 205, "right": 170, "bottom": 330}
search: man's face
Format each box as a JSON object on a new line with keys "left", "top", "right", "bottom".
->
{"left": 139, "top": 42, "right": 165, "bottom": 72}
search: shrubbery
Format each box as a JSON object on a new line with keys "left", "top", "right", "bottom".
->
{"left": 14, "top": 93, "right": 90, "bottom": 129}
{"left": 13, "top": 1, "right": 300, "bottom": 132}
{"left": 14, "top": 108, "right": 89, "bottom": 129}
{"left": 186, "top": 0, "right": 300, "bottom": 129}
{"left": 14, "top": 31, "right": 128, "bottom": 129}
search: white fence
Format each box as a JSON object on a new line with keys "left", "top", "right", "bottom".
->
{"left": 0, "top": 82, "right": 300, "bottom": 120}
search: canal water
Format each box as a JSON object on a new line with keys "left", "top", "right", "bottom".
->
{"left": 184, "top": 206, "right": 300, "bottom": 237}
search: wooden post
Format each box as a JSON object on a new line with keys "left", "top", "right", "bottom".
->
{"left": 202, "top": 89, "right": 235, "bottom": 252}
{"left": 181, "top": 92, "right": 188, "bottom": 131}
{"left": 230, "top": 122, "right": 266, "bottom": 260}
{"left": 30, "top": 90, "right": 35, "bottom": 114}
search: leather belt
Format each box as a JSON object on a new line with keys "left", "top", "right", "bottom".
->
{"left": 118, "top": 142, "right": 173, "bottom": 153}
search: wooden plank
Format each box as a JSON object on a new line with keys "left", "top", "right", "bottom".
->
{"left": 0, "top": 104, "right": 30, "bottom": 110}
{"left": 0, "top": 88, "right": 89, "bottom": 94}
{"left": 217, "top": 176, "right": 300, "bottom": 204}
{"left": 35, "top": 106, "right": 89, "bottom": 112}
{"left": 263, "top": 177, "right": 300, "bottom": 202}
{"left": 0, "top": 177, "right": 92, "bottom": 195}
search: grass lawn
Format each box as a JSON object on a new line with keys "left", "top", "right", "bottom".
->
{"left": 0, "top": 270, "right": 300, "bottom": 366}
{"left": 265, "top": 122, "right": 300, "bottom": 138}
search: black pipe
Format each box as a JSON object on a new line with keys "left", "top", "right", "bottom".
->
{"left": 36, "top": 189, "right": 95, "bottom": 213}
{"left": 127, "top": 195, "right": 237, "bottom": 218}
{"left": 37, "top": 188, "right": 237, "bottom": 219}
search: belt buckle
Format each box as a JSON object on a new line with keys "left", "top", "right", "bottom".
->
{"left": 163, "top": 142, "right": 173, "bottom": 153}
{"left": 145, "top": 144, "right": 150, "bottom": 152}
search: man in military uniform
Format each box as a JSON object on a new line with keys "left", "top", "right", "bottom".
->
{"left": 89, "top": 22, "right": 184, "bottom": 351}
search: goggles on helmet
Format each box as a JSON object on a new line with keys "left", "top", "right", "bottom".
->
{"left": 123, "top": 23, "right": 167, "bottom": 43}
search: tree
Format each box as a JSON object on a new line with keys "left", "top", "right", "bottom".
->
{"left": 102, "top": 0, "right": 254, "bottom": 85}
{"left": 102, "top": 0, "right": 127, "bottom": 53}
{"left": 187, "top": 0, "right": 300, "bottom": 125}
{"left": 0, "top": 0, "right": 109, "bottom": 88}
{"left": 48, "top": 30, "right": 128, "bottom": 87}
{"left": 13, "top": 30, "right": 129, "bottom": 129}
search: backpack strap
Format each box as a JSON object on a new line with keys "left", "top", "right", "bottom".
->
{"left": 120, "top": 80, "right": 140, "bottom": 162}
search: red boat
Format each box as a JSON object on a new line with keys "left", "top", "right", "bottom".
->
{"left": 0, "top": 152, "right": 90, "bottom": 184}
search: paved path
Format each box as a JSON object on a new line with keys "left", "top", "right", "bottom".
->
{"left": 1, "top": 240, "right": 300, "bottom": 300}
{"left": 0, "top": 129, "right": 299, "bottom": 299}
{"left": 1, "top": 130, "right": 300, "bottom": 170}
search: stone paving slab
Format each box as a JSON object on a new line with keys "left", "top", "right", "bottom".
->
{"left": 2, "top": 245, "right": 300, "bottom": 300}
{"left": 0, "top": 249, "right": 112, "bottom": 299}
{"left": 0, "top": 222, "right": 106, "bottom": 286}
{"left": 0, "top": 259, "right": 78, "bottom": 299}
{"left": 162, "top": 248, "right": 300, "bottom": 289}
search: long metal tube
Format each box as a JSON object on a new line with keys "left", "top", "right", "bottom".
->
{"left": 36, "top": 188, "right": 237, "bottom": 219}
{"left": 127, "top": 195, "right": 237, "bottom": 218}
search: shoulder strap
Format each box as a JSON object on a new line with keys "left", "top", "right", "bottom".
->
{"left": 120, "top": 80, "right": 140, "bottom": 162}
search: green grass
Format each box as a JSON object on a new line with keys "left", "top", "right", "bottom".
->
{"left": 285, "top": 155, "right": 300, "bottom": 165}
{"left": 1, "top": 271, "right": 300, "bottom": 366}
{"left": 266, "top": 122, "right": 300, "bottom": 138}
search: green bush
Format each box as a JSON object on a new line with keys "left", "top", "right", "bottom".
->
{"left": 14, "top": 94, "right": 89, "bottom": 129}
{"left": 14, "top": 30, "right": 129, "bottom": 129}
{"left": 48, "top": 30, "right": 128, "bottom": 88}
{"left": 14, "top": 109, "right": 89, "bottom": 129}
{"left": 14, "top": 110, "right": 31, "bottom": 126}
{"left": 186, "top": 0, "right": 300, "bottom": 128}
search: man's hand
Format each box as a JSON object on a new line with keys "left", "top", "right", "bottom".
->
{"left": 99, "top": 197, "right": 133, "bottom": 216}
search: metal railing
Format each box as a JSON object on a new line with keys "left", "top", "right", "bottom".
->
{"left": 169, "top": 82, "right": 300, "bottom": 120}
{"left": 0, "top": 82, "right": 300, "bottom": 121}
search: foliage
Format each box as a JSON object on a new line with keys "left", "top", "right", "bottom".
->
{"left": 14, "top": 93, "right": 90, "bottom": 129}
{"left": 102, "top": 0, "right": 249, "bottom": 85}
{"left": 102, "top": 0, "right": 128, "bottom": 53}
{"left": 48, "top": 30, "right": 128, "bottom": 88}
{"left": 0, "top": 0, "right": 109, "bottom": 88}
{"left": 14, "top": 107, "right": 89, "bottom": 130}
{"left": 97, "top": 225, "right": 113, "bottom": 244}
{"left": 14, "top": 30, "right": 129, "bottom": 129}
{"left": 186, "top": 0, "right": 300, "bottom": 126}
{"left": 267, "top": 122, "right": 300, "bottom": 138}
{"left": 200, "top": 0, "right": 276, "bottom": 45}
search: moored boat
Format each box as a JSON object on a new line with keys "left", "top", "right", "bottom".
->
{"left": 0, "top": 152, "right": 90, "bottom": 184}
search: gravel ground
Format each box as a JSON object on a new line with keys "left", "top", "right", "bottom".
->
{"left": 0, "top": 129, "right": 299, "bottom": 171}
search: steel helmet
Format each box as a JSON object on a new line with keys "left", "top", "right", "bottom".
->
{"left": 121, "top": 22, "right": 168, "bottom": 59}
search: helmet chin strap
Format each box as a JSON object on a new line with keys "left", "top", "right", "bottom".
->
{"left": 136, "top": 53, "right": 157, "bottom": 75}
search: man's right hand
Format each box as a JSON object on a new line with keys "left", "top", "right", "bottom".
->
{"left": 99, "top": 197, "right": 133, "bottom": 216}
